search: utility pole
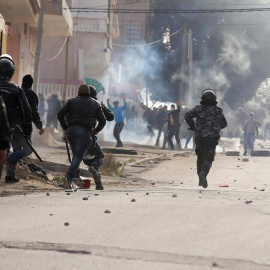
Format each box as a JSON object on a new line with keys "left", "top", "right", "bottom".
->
{"left": 107, "top": 0, "right": 112, "bottom": 50}
{"left": 188, "top": 28, "right": 193, "bottom": 108}
{"left": 179, "top": 23, "right": 187, "bottom": 106}
{"left": 33, "top": 0, "right": 46, "bottom": 94}
{"left": 63, "top": 37, "right": 69, "bottom": 102}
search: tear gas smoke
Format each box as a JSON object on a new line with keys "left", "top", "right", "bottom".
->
{"left": 116, "top": 0, "right": 270, "bottom": 112}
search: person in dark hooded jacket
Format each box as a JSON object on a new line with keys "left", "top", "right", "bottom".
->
{"left": 184, "top": 89, "right": 227, "bottom": 189}
{"left": 57, "top": 84, "right": 106, "bottom": 191}
{"left": 73, "top": 85, "right": 114, "bottom": 190}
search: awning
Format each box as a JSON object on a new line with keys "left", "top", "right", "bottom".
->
{"left": 0, "top": 14, "right": 6, "bottom": 35}
{"left": 109, "top": 82, "right": 138, "bottom": 100}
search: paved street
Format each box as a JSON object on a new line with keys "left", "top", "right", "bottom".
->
{"left": 0, "top": 145, "right": 270, "bottom": 270}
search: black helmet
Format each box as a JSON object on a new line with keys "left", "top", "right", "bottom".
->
{"left": 0, "top": 54, "right": 15, "bottom": 80}
{"left": 88, "top": 85, "right": 97, "bottom": 99}
{"left": 200, "top": 89, "right": 217, "bottom": 105}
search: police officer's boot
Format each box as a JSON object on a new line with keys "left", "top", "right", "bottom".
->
{"left": 89, "top": 166, "right": 103, "bottom": 190}
{"left": 198, "top": 172, "right": 208, "bottom": 188}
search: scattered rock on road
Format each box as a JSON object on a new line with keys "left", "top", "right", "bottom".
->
{"left": 104, "top": 210, "right": 111, "bottom": 214}
{"left": 64, "top": 222, "right": 69, "bottom": 226}
{"left": 172, "top": 194, "right": 177, "bottom": 198}
{"left": 245, "top": 200, "right": 253, "bottom": 204}
{"left": 82, "top": 197, "right": 89, "bottom": 200}
{"left": 131, "top": 199, "right": 136, "bottom": 202}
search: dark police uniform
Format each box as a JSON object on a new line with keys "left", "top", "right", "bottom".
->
{"left": 0, "top": 96, "right": 10, "bottom": 152}
{"left": 185, "top": 98, "right": 227, "bottom": 187}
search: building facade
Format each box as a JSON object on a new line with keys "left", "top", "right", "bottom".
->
{"left": 39, "top": 0, "right": 119, "bottom": 103}
{"left": 0, "top": 0, "right": 72, "bottom": 85}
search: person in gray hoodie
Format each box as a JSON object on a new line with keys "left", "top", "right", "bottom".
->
{"left": 242, "top": 112, "right": 261, "bottom": 156}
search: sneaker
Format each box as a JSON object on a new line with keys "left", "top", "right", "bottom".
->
{"left": 5, "top": 160, "right": 15, "bottom": 174}
{"left": 198, "top": 172, "right": 208, "bottom": 188}
{"left": 5, "top": 175, "right": 20, "bottom": 183}
{"left": 72, "top": 177, "right": 84, "bottom": 188}
{"left": 243, "top": 151, "right": 247, "bottom": 156}
{"left": 95, "top": 184, "right": 104, "bottom": 190}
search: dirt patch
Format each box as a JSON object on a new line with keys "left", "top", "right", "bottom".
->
{"left": 0, "top": 161, "right": 61, "bottom": 196}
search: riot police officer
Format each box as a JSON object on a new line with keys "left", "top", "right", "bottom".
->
{"left": 0, "top": 54, "right": 32, "bottom": 183}
{"left": 184, "top": 89, "right": 227, "bottom": 188}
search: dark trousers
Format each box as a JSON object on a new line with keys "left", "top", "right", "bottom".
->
{"left": 66, "top": 126, "right": 92, "bottom": 179}
{"left": 6, "top": 133, "right": 33, "bottom": 177}
{"left": 147, "top": 124, "right": 155, "bottom": 137}
{"left": 113, "top": 122, "right": 124, "bottom": 146}
{"left": 83, "top": 138, "right": 104, "bottom": 169}
{"left": 168, "top": 125, "right": 181, "bottom": 150}
{"left": 46, "top": 116, "right": 58, "bottom": 129}
{"left": 195, "top": 137, "right": 218, "bottom": 177}
{"left": 155, "top": 126, "right": 163, "bottom": 146}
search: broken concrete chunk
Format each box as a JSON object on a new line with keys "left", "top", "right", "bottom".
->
{"left": 226, "top": 151, "right": 240, "bottom": 156}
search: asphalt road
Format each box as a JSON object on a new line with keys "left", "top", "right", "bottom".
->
{"left": 0, "top": 151, "right": 270, "bottom": 270}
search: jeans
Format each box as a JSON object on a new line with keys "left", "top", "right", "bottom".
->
{"left": 6, "top": 133, "right": 33, "bottom": 177}
{"left": 66, "top": 126, "right": 92, "bottom": 179}
{"left": 244, "top": 133, "right": 255, "bottom": 153}
{"left": 113, "top": 122, "right": 124, "bottom": 146}
{"left": 168, "top": 125, "right": 181, "bottom": 150}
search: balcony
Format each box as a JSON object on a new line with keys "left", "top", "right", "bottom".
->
{"left": 74, "top": 17, "right": 106, "bottom": 34}
{"left": 42, "top": 0, "right": 73, "bottom": 36}
{"left": 0, "top": 0, "right": 40, "bottom": 24}
{"left": 0, "top": 0, "right": 72, "bottom": 36}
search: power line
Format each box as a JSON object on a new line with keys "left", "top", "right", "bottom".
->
{"left": 83, "top": 27, "right": 183, "bottom": 48}
{"left": 87, "top": 0, "right": 149, "bottom": 8}
{"left": 67, "top": 7, "right": 270, "bottom": 14}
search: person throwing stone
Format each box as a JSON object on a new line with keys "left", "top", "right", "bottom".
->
{"left": 107, "top": 98, "right": 127, "bottom": 147}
